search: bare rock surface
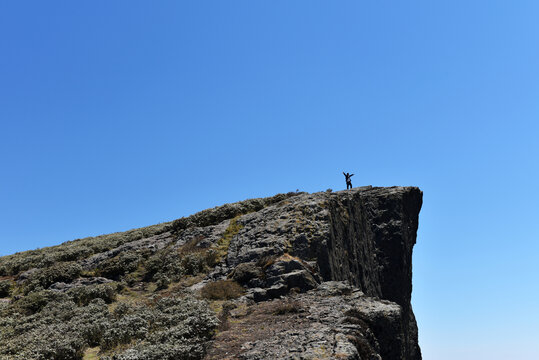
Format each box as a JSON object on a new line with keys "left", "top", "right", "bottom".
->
{"left": 205, "top": 281, "right": 406, "bottom": 360}
{"left": 202, "top": 186, "right": 422, "bottom": 360}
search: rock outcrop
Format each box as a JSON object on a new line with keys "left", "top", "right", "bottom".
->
{"left": 0, "top": 186, "right": 422, "bottom": 360}
{"left": 182, "top": 186, "right": 422, "bottom": 359}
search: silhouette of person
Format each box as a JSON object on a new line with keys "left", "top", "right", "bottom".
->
{"left": 343, "top": 172, "right": 354, "bottom": 189}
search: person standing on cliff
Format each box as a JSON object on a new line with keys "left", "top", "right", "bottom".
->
{"left": 343, "top": 172, "right": 354, "bottom": 189}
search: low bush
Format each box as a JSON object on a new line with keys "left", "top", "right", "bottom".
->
{"left": 144, "top": 249, "right": 184, "bottom": 283}
{"left": 67, "top": 283, "right": 117, "bottom": 306}
{"left": 23, "top": 262, "right": 82, "bottom": 294}
{"left": 12, "top": 290, "right": 70, "bottom": 315}
{"left": 1, "top": 297, "right": 108, "bottom": 359}
{"left": 96, "top": 252, "right": 141, "bottom": 280}
{"left": 102, "top": 297, "right": 218, "bottom": 359}
{"left": 144, "top": 242, "right": 217, "bottom": 287}
{"left": 1, "top": 292, "right": 218, "bottom": 360}
{"left": 272, "top": 300, "right": 302, "bottom": 315}
{"left": 0, "top": 222, "right": 172, "bottom": 277}
{"left": 200, "top": 280, "right": 244, "bottom": 300}
{"left": 170, "top": 192, "right": 300, "bottom": 233}
{"left": 101, "top": 313, "right": 150, "bottom": 350}
{"left": 0, "top": 279, "right": 12, "bottom": 297}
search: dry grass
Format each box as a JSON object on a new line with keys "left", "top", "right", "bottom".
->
{"left": 213, "top": 217, "right": 243, "bottom": 263}
{"left": 204, "top": 297, "right": 309, "bottom": 360}
{"left": 82, "top": 347, "right": 100, "bottom": 360}
{"left": 178, "top": 236, "right": 207, "bottom": 256}
{"left": 201, "top": 280, "right": 244, "bottom": 300}
{"left": 272, "top": 300, "right": 302, "bottom": 315}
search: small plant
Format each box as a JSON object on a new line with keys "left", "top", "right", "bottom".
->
{"left": 143, "top": 239, "right": 218, "bottom": 287}
{"left": 67, "top": 283, "right": 117, "bottom": 306}
{"left": 0, "top": 279, "right": 12, "bottom": 297}
{"left": 272, "top": 300, "right": 302, "bottom": 315}
{"left": 200, "top": 280, "right": 244, "bottom": 300}
{"left": 256, "top": 254, "right": 279, "bottom": 270}
{"left": 12, "top": 289, "right": 70, "bottom": 315}
{"left": 217, "top": 301, "right": 236, "bottom": 332}
{"left": 95, "top": 251, "right": 141, "bottom": 280}
{"left": 154, "top": 273, "right": 171, "bottom": 290}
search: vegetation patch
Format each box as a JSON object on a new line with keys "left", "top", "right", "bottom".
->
{"left": 83, "top": 347, "right": 100, "bottom": 360}
{"left": 68, "top": 283, "right": 117, "bottom": 306}
{"left": 0, "top": 293, "right": 217, "bottom": 360}
{"left": 272, "top": 300, "right": 302, "bottom": 315}
{"left": 0, "top": 191, "right": 313, "bottom": 359}
{"left": 0, "top": 222, "right": 171, "bottom": 277}
{"left": 0, "top": 279, "right": 13, "bottom": 298}
{"left": 201, "top": 280, "right": 244, "bottom": 300}
{"left": 143, "top": 238, "right": 217, "bottom": 290}
{"left": 170, "top": 192, "right": 300, "bottom": 233}
{"left": 95, "top": 251, "right": 144, "bottom": 280}
{"left": 23, "top": 261, "right": 83, "bottom": 294}
{"left": 213, "top": 216, "right": 243, "bottom": 263}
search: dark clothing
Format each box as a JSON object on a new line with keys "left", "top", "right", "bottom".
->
{"left": 343, "top": 172, "right": 354, "bottom": 190}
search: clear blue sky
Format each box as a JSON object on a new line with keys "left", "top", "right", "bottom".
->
{"left": 1, "top": 1, "right": 538, "bottom": 358}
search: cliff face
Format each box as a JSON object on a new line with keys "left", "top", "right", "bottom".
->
{"left": 323, "top": 187, "right": 422, "bottom": 360}
{"left": 0, "top": 186, "right": 422, "bottom": 360}
{"left": 204, "top": 186, "right": 422, "bottom": 359}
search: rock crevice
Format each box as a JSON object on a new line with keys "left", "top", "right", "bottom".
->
{"left": 321, "top": 186, "right": 422, "bottom": 360}
{"left": 213, "top": 186, "right": 423, "bottom": 359}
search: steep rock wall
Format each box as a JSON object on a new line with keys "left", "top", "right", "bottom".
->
{"left": 322, "top": 187, "right": 422, "bottom": 360}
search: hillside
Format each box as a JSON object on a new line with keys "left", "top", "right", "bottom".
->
{"left": 0, "top": 186, "right": 422, "bottom": 360}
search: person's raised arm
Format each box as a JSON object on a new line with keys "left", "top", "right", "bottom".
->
{"left": 350, "top": 174, "right": 354, "bottom": 177}
{"left": 343, "top": 172, "right": 346, "bottom": 176}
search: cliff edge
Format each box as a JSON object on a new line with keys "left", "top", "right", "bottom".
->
{"left": 0, "top": 186, "right": 422, "bottom": 360}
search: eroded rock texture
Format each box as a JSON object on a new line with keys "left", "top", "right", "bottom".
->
{"left": 323, "top": 187, "right": 423, "bottom": 360}
{"left": 83, "top": 186, "right": 423, "bottom": 359}
{"left": 199, "top": 186, "right": 423, "bottom": 359}
{"left": 2, "top": 186, "right": 422, "bottom": 360}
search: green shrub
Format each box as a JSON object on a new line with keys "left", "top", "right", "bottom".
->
{"left": 103, "top": 297, "right": 218, "bottom": 359}
{"left": 1, "top": 291, "right": 218, "bottom": 360}
{"left": 0, "top": 297, "right": 110, "bottom": 359}
{"left": 144, "top": 242, "right": 217, "bottom": 286}
{"left": 0, "top": 222, "right": 172, "bottom": 277}
{"left": 101, "top": 314, "right": 150, "bottom": 350}
{"left": 144, "top": 250, "right": 184, "bottom": 283}
{"left": 153, "top": 274, "right": 170, "bottom": 290}
{"left": 24, "top": 262, "right": 82, "bottom": 294}
{"left": 96, "top": 252, "right": 141, "bottom": 280}
{"left": 12, "top": 290, "right": 70, "bottom": 315}
{"left": 0, "top": 279, "right": 12, "bottom": 297}
{"left": 170, "top": 192, "right": 300, "bottom": 233}
{"left": 67, "top": 283, "right": 117, "bottom": 306}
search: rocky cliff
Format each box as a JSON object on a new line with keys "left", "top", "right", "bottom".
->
{"left": 0, "top": 186, "right": 422, "bottom": 360}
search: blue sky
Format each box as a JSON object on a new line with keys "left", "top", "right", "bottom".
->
{"left": 1, "top": 1, "right": 538, "bottom": 358}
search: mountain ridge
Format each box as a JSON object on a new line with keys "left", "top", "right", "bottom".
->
{"left": 0, "top": 186, "right": 422, "bottom": 360}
